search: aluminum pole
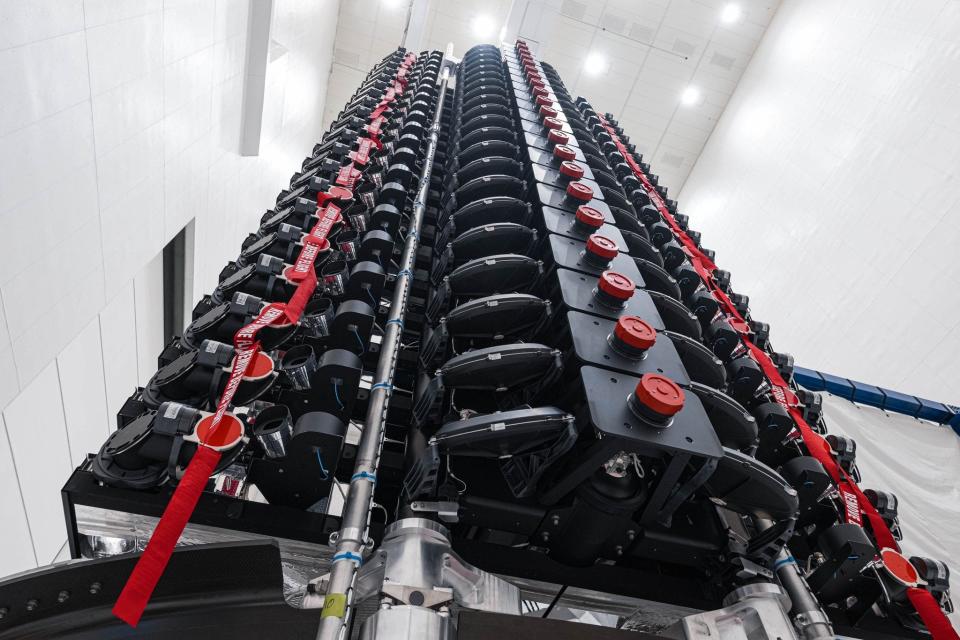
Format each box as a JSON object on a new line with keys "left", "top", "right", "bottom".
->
{"left": 316, "top": 47, "right": 454, "bottom": 640}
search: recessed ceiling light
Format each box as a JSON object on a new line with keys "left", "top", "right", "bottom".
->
{"left": 721, "top": 3, "right": 742, "bottom": 24}
{"left": 583, "top": 52, "right": 608, "bottom": 75}
{"left": 472, "top": 15, "right": 496, "bottom": 38}
{"left": 680, "top": 85, "right": 701, "bottom": 106}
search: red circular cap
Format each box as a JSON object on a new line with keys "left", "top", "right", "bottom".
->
{"left": 586, "top": 234, "right": 619, "bottom": 259}
{"left": 196, "top": 413, "right": 245, "bottom": 449}
{"left": 543, "top": 116, "right": 563, "bottom": 130}
{"left": 238, "top": 351, "right": 274, "bottom": 379}
{"left": 598, "top": 270, "right": 635, "bottom": 300}
{"left": 326, "top": 185, "right": 353, "bottom": 201}
{"left": 566, "top": 181, "right": 594, "bottom": 201}
{"left": 880, "top": 549, "right": 920, "bottom": 587}
{"left": 634, "top": 374, "right": 685, "bottom": 416}
{"left": 615, "top": 316, "right": 657, "bottom": 350}
{"left": 560, "top": 160, "right": 584, "bottom": 179}
{"left": 539, "top": 105, "right": 559, "bottom": 119}
{"left": 575, "top": 205, "right": 604, "bottom": 228}
{"left": 548, "top": 129, "right": 570, "bottom": 144}
{"left": 535, "top": 95, "right": 553, "bottom": 106}
{"left": 553, "top": 144, "right": 576, "bottom": 160}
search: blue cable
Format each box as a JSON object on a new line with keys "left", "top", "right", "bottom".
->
{"left": 332, "top": 382, "right": 344, "bottom": 409}
{"left": 353, "top": 327, "right": 365, "bottom": 354}
{"left": 316, "top": 449, "right": 329, "bottom": 480}
{"left": 366, "top": 287, "right": 378, "bottom": 309}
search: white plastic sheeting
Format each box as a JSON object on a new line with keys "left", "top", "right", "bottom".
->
{"left": 820, "top": 394, "right": 960, "bottom": 628}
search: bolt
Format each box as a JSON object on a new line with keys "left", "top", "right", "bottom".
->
{"left": 551, "top": 515, "right": 560, "bottom": 526}
{"left": 615, "top": 545, "right": 623, "bottom": 556}
{"left": 0, "top": 607, "right": 7, "bottom": 619}
{"left": 627, "top": 530, "right": 636, "bottom": 541}
{"left": 57, "top": 590, "right": 70, "bottom": 604}
{"left": 541, "top": 532, "right": 550, "bottom": 542}
{"left": 89, "top": 582, "right": 102, "bottom": 595}
{"left": 25, "top": 599, "right": 39, "bottom": 612}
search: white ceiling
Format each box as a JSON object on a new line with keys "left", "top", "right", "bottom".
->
{"left": 324, "top": 0, "right": 781, "bottom": 193}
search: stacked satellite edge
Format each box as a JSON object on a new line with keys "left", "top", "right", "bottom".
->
{"left": 0, "top": 42, "right": 954, "bottom": 640}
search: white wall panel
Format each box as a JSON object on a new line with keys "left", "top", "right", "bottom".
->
{"left": 85, "top": 12, "right": 163, "bottom": 96}
{"left": 57, "top": 317, "right": 110, "bottom": 465}
{"left": 0, "top": 298, "right": 18, "bottom": 408}
{"left": 0, "top": 0, "right": 84, "bottom": 50}
{"left": 679, "top": 0, "right": 960, "bottom": 402}
{"left": 0, "top": 0, "right": 341, "bottom": 577}
{"left": 134, "top": 251, "right": 166, "bottom": 387}
{"left": 0, "top": 32, "right": 90, "bottom": 136}
{"left": 99, "top": 283, "right": 138, "bottom": 423}
{"left": 2, "top": 362, "right": 72, "bottom": 564}
{"left": 0, "top": 415, "right": 37, "bottom": 576}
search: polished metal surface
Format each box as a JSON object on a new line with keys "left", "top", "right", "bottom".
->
{"left": 358, "top": 605, "right": 450, "bottom": 640}
{"left": 665, "top": 582, "right": 799, "bottom": 640}
{"left": 353, "top": 518, "right": 520, "bottom": 615}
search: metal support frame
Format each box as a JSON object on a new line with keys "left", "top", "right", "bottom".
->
{"left": 314, "top": 46, "right": 455, "bottom": 640}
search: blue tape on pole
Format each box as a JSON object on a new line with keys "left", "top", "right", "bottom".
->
{"left": 774, "top": 555, "right": 796, "bottom": 570}
{"left": 386, "top": 318, "right": 404, "bottom": 329}
{"left": 371, "top": 382, "right": 393, "bottom": 391}
{"left": 333, "top": 551, "right": 363, "bottom": 566}
{"left": 351, "top": 471, "right": 377, "bottom": 484}
{"left": 397, "top": 269, "right": 412, "bottom": 278}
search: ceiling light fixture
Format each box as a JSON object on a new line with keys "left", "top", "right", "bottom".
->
{"left": 721, "top": 3, "right": 742, "bottom": 24}
{"left": 680, "top": 85, "right": 701, "bottom": 106}
{"left": 583, "top": 52, "right": 609, "bottom": 75}
{"left": 472, "top": 15, "right": 496, "bottom": 38}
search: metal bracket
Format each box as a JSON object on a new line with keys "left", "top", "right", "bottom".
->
{"left": 409, "top": 500, "right": 460, "bottom": 523}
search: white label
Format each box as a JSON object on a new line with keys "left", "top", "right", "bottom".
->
{"left": 164, "top": 403, "right": 183, "bottom": 419}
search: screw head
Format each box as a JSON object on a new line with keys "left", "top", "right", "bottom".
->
{"left": 57, "top": 590, "right": 70, "bottom": 603}
{"left": 89, "top": 582, "right": 102, "bottom": 595}
{"left": 25, "top": 599, "right": 39, "bottom": 612}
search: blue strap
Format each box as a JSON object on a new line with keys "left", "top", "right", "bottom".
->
{"left": 351, "top": 471, "right": 377, "bottom": 484}
{"left": 332, "top": 551, "right": 363, "bottom": 566}
{"left": 386, "top": 318, "right": 404, "bottom": 329}
{"left": 396, "top": 268, "right": 412, "bottom": 278}
{"left": 774, "top": 555, "right": 796, "bottom": 570}
{"left": 371, "top": 382, "right": 393, "bottom": 392}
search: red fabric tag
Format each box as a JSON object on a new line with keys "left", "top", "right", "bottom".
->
{"left": 907, "top": 588, "right": 960, "bottom": 640}
{"left": 113, "top": 51, "right": 410, "bottom": 630}
{"left": 598, "top": 114, "right": 958, "bottom": 639}
{"left": 112, "top": 445, "right": 221, "bottom": 626}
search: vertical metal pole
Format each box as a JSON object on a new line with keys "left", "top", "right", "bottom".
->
{"left": 758, "top": 519, "right": 834, "bottom": 639}
{"left": 315, "top": 47, "right": 454, "bottom": 640}
{"left": 772, "top": 548, "right": 835, "bottom": 639}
